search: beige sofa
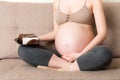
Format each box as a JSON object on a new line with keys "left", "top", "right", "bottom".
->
{"left": 0, "top": 1, "right": 120, "bottom": 80}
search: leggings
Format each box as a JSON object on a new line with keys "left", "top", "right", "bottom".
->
{"left": 18, "top": 45, "right": 112, "bottom": 71}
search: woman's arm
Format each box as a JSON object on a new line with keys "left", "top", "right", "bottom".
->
{"left": 38, "top": 19, "right": 59, "bottom": 42}
{"left": 38, "top": 1, "right": 59, "bottom": 42}
{"left": 79, "top": 0, "right": 107, "bottom": 55}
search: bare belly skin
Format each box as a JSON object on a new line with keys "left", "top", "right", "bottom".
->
{"left": 55, "top": 22, "right": 95, "bottom": 56}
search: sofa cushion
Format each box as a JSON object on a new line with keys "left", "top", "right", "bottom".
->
{"left": 0, "top": 58, "right": 120, "bottom": 80}
{"left": 103, "top": 2, "right": 120, "bottom": 58}
{"left": 0, "top": 2, "right": 19, "bottom": 59}
{"left": 0, "top": 1, "right": 53, "bottom": 59}
{"left": 16, "top": 2, "right": 53, "bottom": 35}
{"left": 0, "top": 1, "right": 120, "bottom": 59}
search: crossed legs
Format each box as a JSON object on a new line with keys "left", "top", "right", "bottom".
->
{"left": 18, "top": 45, "right": 112, "bottom": 71}
{"left": 70, "top": 45, "right": 113, "bottom": 71}
{"left": 18, "top": 45, "right": 70, "bottom": 70}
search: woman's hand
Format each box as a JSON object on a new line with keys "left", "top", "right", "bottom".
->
{"left": 62, "top": 53, "right": 80, "bottom": 62}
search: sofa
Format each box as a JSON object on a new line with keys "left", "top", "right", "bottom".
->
{"left": 0, "top": 1, "right": 120, "bottom": 80}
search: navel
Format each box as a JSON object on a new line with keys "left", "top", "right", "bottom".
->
{"left": 65, "top": 44, "right": 69, "bottom": 47}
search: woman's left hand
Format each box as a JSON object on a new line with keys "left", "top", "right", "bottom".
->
{"left": 62, "top": 53, "right": 80, "bottom": 62}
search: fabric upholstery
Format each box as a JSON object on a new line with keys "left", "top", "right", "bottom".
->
{"left": 0, "top": 58, "right": 120, "bottom": 80}
{"left": 103, "top": 2, "right": 120, "bottom": 58}
{"left": 0, "top": 1, "right": 53, "bottom": 59}
{"left": 0, "top": 2, "right": 120, "bottom": 59}
{"left": 0, "top": 1, "right": 120, "bottom": 80}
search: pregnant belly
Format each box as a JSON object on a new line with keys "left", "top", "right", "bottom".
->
{"left": 55, "top": 23, "right": 94, "bottom": 56}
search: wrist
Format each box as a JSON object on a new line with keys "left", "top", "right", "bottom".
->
{"left": 38, "top": 35, "right": 44, "bottom": 41}
{"left": 76, "top": 53, "right": 82, "bottom": 59}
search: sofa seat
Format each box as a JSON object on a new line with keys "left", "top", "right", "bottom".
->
{"left": 0, "top": 1, "right": 120, "bottom": 80}
{"left": 0, "top": 58, "right": 120, "bottom": 80}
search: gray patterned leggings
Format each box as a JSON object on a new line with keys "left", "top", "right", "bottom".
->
{"left": 18, "top": 45, "right": 112, "bottom": 71}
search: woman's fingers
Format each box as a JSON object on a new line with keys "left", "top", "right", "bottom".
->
{"left": 62, "top": 55, "right": 74, "bottom": 62}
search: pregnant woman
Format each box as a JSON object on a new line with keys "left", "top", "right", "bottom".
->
{"left": 18, "top": 0, "right": 112, "bottom": 71}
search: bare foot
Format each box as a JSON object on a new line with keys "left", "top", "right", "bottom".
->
{"left": 37, "top": 65, "right": 48, "bottom": 69}
{"left": 57, "top": 61, "right": 80, "bottom": 71}
{"left": 57, "top": 63, "right": 71, "bottom": 71}
{"left": 69, "top": 61, "right": 80, "bottom": 71}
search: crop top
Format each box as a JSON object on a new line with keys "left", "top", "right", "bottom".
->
{"left": 54, "top": 0, "right": 94, "bottom": 25}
